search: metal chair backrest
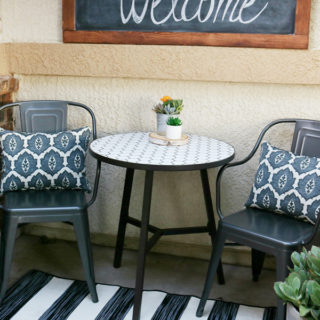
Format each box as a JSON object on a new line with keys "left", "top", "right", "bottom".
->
{"left": 217, "top": 119, "right": 320, "bottom": 221}
{"left": 0, "top": 100, "right": 101, "bottom": 205}
{"left": 0, "top": 100, "right": 97, "bottom": 140}
{"left": 291, "top": 120, "right": 320, "bottom": 158}
{"left": 19, "top": 100, "right": 68, "bottom": 133}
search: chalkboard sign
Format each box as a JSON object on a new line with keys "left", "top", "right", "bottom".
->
{"left": 63, "top": 0, "right": 311, "bottom": 49}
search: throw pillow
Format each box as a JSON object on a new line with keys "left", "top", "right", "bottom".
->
{"left": 245, "top": 141, "right": 320, "bottom": 224}
{"left": 0, "top": 127, "right": 91, "bottom": 192}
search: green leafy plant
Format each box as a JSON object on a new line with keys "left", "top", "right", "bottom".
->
{"left": 274, "top": 246, "right": 320, "bottom": 320}
{"left": 167, "top": 117, "right": 182, "bottom": 126}
{"left": 153, "top": 96, "right": 184, "bottom": 115}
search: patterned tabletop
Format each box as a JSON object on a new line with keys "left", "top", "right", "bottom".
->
{"left": 90, "top": 132, "right": 235, "bottom": 171}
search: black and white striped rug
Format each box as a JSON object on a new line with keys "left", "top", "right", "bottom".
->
{"left": 0, "top": 270, "right": 276, "bottom": 319}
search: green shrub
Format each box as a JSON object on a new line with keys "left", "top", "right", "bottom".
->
{"left": 274, "top": 246, "right": 320, "bottom": 320}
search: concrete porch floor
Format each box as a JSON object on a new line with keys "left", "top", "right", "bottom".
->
{"left": 9, "top": 234, "right": 277, "bottom": 308}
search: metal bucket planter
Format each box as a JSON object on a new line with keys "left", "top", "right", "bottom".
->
{"left": 156, "top": 113, "right": 178, "bottom": 134}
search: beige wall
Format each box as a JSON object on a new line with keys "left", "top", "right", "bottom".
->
{"left": 1, "top": 1, "right": 320, "bottom": 261}
{"left": 1, "top": 0, "right": 62, "bottom": 43}
{"left": 0, "top": 44, "right": 8, "bottom": 74}
{"left": 6, "top": 43, "right": 320, "bottom": 85}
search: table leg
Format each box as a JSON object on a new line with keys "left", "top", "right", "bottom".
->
{"left": 132, "top": 170, "right": 154, "bottom": 320}
{"left": 200, "top": 169, "right": 225, "bottom": 285}
{"left": 114, "top": 168, "right": 135, "bottom": 268}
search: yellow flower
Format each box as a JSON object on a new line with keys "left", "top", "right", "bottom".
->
{"left": 161, "top": 96, "right": 172, "bottom": 102}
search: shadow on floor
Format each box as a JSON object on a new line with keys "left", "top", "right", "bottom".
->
{"left": 10, "top": 234, "right": 276, "bottom": 307}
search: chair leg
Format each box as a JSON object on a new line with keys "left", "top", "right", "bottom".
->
{"left": 0, "top": 215, "right": 18, "bottom": 303}
{"left": 275, "top": 250, "right": 292, "bottom": 320}
{"left": 196, "top": 227, "right": 226, "bottom": 317}
{"left": 73, "top": 212, "right": 98, "bottom": 303}
{"left": 252, "top": 248, "right": 265, "bottom": 282}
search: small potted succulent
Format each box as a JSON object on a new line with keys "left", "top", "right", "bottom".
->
{"left": 153, "top": 96, "right": 184, "bottom": 133}
{"left": 166, "top": 117, "right": 182, "bottom": 140}
{"left": 274, "top": 246, "right": 320, "bottom": 320}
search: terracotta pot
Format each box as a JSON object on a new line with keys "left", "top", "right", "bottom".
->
{"left": 286, "top": 304, "right": 302, "bottom": 320}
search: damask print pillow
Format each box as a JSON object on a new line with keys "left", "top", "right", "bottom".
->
{"left": 0, "top": 127, "right": 91, "bottom": 193}
{"left": 245, "top": 142, "right": 320, "bottom": 224}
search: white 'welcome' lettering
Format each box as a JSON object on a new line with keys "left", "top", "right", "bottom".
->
{"left": 120, "top": 0, "right": 149, "bottom": 24}
{"left": 120, "top": 0, "right": 269, "bottom": 25}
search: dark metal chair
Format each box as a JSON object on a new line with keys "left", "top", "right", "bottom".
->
{"left": 196, "top": 119, "right": 320, "bottom": 320}
{"left": 0, "top": 100, "right": 101, "bottom": 303}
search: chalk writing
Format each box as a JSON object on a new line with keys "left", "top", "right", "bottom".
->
{"left": 75, "top": 0, "right": 297, "bottom": 36}
{"left": 120, "top": 0, "right": 269, "bottom": 25}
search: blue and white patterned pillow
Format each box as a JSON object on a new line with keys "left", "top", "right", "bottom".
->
{"left": 245, "top": 142, "right": 320, "bottom": 224}
{"left": 0, "top": 127, "right": 91, "bottom": 192}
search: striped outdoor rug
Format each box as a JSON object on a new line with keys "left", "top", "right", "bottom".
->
{"left": 0, "top": 270, "right": 276, "bottom": 320}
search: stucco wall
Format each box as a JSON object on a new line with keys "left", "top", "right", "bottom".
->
{"left": 15, "top": 76, "right": 320, "bottom": 243}
{"left": 1, "top": 0, "right": 62, "bottom": 43}
{"left": 0, "top": 2, "right": 7, "bottom": 74}
{"left": 1, "top": 1, "right": 320, "bottom": 260}
{"left": 0, "top": 44, "right": 8, "bottom": 74}
{"left": 6, "top": 43, "right": 320, "bottom": 85}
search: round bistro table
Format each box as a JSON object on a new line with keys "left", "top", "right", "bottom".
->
{"left": 90, "top": 132, "right": 235, "bottom": 320}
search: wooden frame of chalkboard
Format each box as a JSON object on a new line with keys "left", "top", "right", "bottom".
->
{"left": 63, "top": 0, "right": 311, "bottom": 49}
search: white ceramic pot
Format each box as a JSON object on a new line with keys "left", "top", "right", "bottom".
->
{"left": 286, "top": 304, "right": 302, "bottom": 320}
{"left": 166, "top": 124, "right": 182, "bottom": 140}
{"left": 156, "top": 113, "right": 178, "bottom": 134}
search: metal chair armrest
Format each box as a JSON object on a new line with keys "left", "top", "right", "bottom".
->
{"left": 86, "top": 160, "right": 101, "bottom": 208}
{"left": 0, "top": 102, "right": 19, "bottom": 112}
{"left": 216, "top": 119, "right": 296, "bottom": 220}
{"left": 216, "top": 162, "right": 244, "bottom": 219}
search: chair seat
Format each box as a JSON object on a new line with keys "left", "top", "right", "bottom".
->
{"left": 1, "top": 189, "right": 88, "bottom": 215}
{"left": 222, "top": 208, "right": 314, "bottom": 248}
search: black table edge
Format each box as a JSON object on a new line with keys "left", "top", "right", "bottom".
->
{"left": 89, "top": 148, "right": 235, "bottom": 171}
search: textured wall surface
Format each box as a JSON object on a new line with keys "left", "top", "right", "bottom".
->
{"left": 3, "top": 0, "right": 320, "bottom": 85}
{"left": 310, "top": 0, "right": 320, "bottom": 49}
{"left": 1, "top": 1, "right": 320, "bottom": 255}
{"left": 0, "top": 2, "right": 6, "bottom": 72}
{"left": 1, "top": 0, "right": 62, "bottom": 43}
{"left": 16, "top": 75, "right": 320, "bottom": 247}
{"left": 0, "top": 44, "right": 8, "bottom": 74}
{"left": 6, "top": 43, "right": 320, "bottom": 85}
{"left": 0, "top": 1, "right": 2, "bottom": 43}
